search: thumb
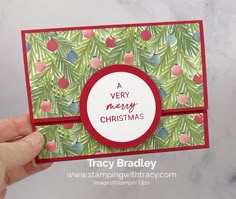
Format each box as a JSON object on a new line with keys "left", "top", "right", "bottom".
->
{"left": 0, "top": 132, "right": 44, "bottom": 170}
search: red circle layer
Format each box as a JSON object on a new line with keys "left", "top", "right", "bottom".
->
{"left": 80, "top": 64, "right": 162, "bottom": 148}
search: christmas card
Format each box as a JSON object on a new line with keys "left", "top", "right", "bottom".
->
{"left": 21, "top": 20, "right": 209, "bottom": 163}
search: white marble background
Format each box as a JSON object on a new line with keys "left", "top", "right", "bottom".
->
{"left": 0, "top": 0, "right": 235, "bottom": 198}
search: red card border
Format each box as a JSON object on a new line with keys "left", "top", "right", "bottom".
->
{"left": 21, "top": 20, "right": 209, "bottom": 163}
{"left": 21, "top": 20, "right": 208, "bottom": 124}
{"left": 34, "top": 110, "right": 209, "bottom": 163}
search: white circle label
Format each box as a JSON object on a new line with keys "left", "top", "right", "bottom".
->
{"left": 87, "top": 72, "right": 156, "bottom": 142}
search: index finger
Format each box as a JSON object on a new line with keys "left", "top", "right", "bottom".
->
{"left": 0, "top": 114, "right": 32, "bottom": 142}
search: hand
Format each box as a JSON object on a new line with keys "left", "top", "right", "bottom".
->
{"left": 0, "top": 114, "right": 52, "bottom": 199}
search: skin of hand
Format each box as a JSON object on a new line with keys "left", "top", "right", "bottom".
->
{"left": 0, "top": 114, "right": 52, "bottom": 199}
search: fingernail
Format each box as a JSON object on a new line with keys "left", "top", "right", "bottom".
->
{"left": 24, "top": 132, "right": 43, "bottom": 147}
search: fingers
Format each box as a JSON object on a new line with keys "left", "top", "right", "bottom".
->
{"left": 0, "top": 159, "right": 5, "bottom": 187}
{"left": 24, "top": 160, "right": 52, "bottom": 177}
{"left": 0, "top": 114, "right": 32, "bottom": 142}
{"left": 0, "top": 181, "right": 7, "bottom": 199}
{"left": 0, "top": 188, "right": 6, "bottom": 199}
{"left": 0, "top": 160, "right": 7, "bottom": 199}
{"left": 4, "top": 161, "right": 52, "bottom": 186}
{"left": 0, "top": 132, "right": 44, "bottom": 170}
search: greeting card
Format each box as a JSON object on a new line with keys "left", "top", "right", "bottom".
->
{"left": 21, "top": 20, "right": 209, "bottom": 163}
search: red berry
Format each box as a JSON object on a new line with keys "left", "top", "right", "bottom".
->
{"left": 58, "top": 77, "right": 69, "bottom": 89}
{"left": 41, "top": 100, "right": 52, "bottom": 112}
{"left": 82, "top": 29, "right": 94, "bottom": 38}
{"left": 47, "top": 40, "right": 58, "bottom": 52}
{"left": 90, "top": 57, "right": 101, "bottom": 69}
{"left": 124, "top": 53, "right": 134, "bottom": 65}
{"left": 179, "top": 134, "right": 190, "bottom": 144}
{"left": 36, "top": 61, "right": 46, "bottom": 72}
{"left": 194, "top": 114, "right": 204, "bottom": 124}
{"left": 193, "top": 74, "right": 203, "bottom": 84}
{"left": 63, "top": 123, "right": 74, "bottom": 129}
{"left": 140, "top": 30, "right": 152, "bottom": 41}
{"left": 46, "top": 140, "right": 57, "bottom": 152}
{"left": 177, "top": 94, "right": 188, "bottom": 105}
{"left": 171, "top": 64, "right": 182, "bottom": 76}
{"left": 105, "top": 37, "right": 116, "bottom": 48}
